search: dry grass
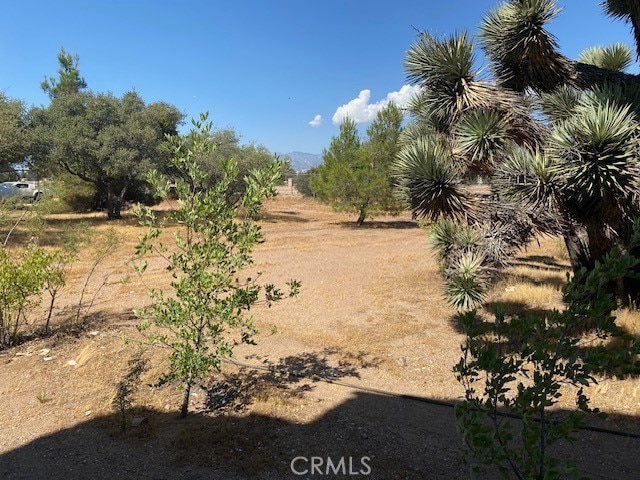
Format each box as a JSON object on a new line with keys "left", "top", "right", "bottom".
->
{"left": 1, "top": 197, "right": 640, "bottom": 478}
{"left": 615, "top": 308, "right": 640, "bottom": 336}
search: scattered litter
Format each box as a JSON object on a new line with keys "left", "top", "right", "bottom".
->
{"left": 38, "top": 349, "right": 51, "bottom": 356}
{"left": 85, "top": 410, "right": 92, "bottom": 416}
{"left": 43, "top": 356, "right": 55, "bottom": 362}
{"left": 505, "top": 286, "right": 516, "bottom": 292}
{"left": 67, "top": 360, "right": 77, "bottom": 366}
{"left": 89, "top": 331, "right": 99, "bottom": 336}
{"left": 131, "top": 417, "right": 148, "bottom": 427}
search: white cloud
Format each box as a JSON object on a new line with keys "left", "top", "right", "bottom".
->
{"left": 331, "top": 85, "right": 421, "bottom": 125}
{"left": 308, "top": 114, "right": 323, "bottom": 127}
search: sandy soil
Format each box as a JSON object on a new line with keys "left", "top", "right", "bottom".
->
{"left": 0, "top": 195, "right": 639, "bottom": 479}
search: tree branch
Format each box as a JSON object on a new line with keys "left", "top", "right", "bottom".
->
{"left": 572, "top": 61, "right": 640, "bottom": 88}
{"left": 59, "top": 157, "right": 98, "bottom": 186}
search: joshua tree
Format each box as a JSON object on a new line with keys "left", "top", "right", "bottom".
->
{"left": 393, "top": 0, "right": 640, "bottom": 309}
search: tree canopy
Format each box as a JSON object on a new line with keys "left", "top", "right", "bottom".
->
{"left": 189, "top": 127, "right": 280, "bottom": 206}
{"left": 0, "top": 94, "right": 30, "bottom": 173}
{"left": 31, "top": 90, "right": 183, "bottom": 218}
{"left": 30, "top": 49, "right": 183, "bottom": 218}
{"left": 41, "top": 48, "right": 87, "bottom": 100}
{"left": 395, "top": 3, "right": 640, "bottom": 477}
{"left": 311, "top": 103, "right": 404, "bottom": 225}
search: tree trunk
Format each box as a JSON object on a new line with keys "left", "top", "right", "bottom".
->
{"left": 106, "top": 193, "right": 118, "bottom": 220}
{"left": 624, "top": 243, "right": 640, "bottom": 307}
{"left": 179, "top": 382, "right": 191, "bottom": 418}
{"left": 562, "top": 224, "right": 591, "bottom": 272}
{"left": 106, "top": 183, "right": 128, "bottom": 220}
{"left": 564, "top": 220, "right": 617, "bottom": 272}
{"left": 356, "top": 201, "right": 368, "bottom": 226}
{"left": 45, "top": 292, "right": 56, "bottom": 333}
{"left": 563, "top": 220, "right": 640, "bottom": 305}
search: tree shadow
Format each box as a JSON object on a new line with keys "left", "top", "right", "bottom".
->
{"left": 259, "top": 210, "right": 311, "bottom": 224}
{"left": 502, "top": 271, "right": 568, "bottom": 290}
{"left": 336, "top": 220, "right": 418, "bottom": 230}
{"left": 0, "top": 209, "right": 146, "bottom": 248}
{"left": 207, "top": 348, "right": 383, "bottom": 413}
{"left": 484, "top": 301, "right": 552, "bottom": 319}
{"left": 575, "top": 324, "right": 640, "bottom": 379}
{"left": 1, "top": 391, "right": 639, "bottom": 479}
{"left": 511, "top": 255, "right": 570, "bottom": 271}
{"left": 447, "top": 311, "right": 494, "bottom": 336}
{"left": 450, "top": 301, "right": 640, "bottom": 380}
{"left": 448, "top": 302, "right": 551, "bottom": 336}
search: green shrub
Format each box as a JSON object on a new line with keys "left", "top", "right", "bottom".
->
{"left": 134, "top": 114, "right": 300, "bottom": 417}
{"left": 41, "top": 172, "right": 97, "bottom": 213}
{"left": 455, "top": 240, "right": 640, "bottom": 479}
{"left": 0, "top": 244, "right": 57, "bottom": 346}
{"left": 292, "top": 171, "right": 314, "bottom": 196}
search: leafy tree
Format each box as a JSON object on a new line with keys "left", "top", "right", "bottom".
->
{"left": 292, "top": 169, "right": 315, "bottom": 197}
{"left": 311, "top": 104, "right": 404, "bottom": 225}
{"left": 41, "top": 48, "right": 87, "bottom": 100}
{"left": 363, "top": 102, "right": 405, "bottom": 209}
{"left": 393, "top": 0, "right": 640, "bottom": 308}
{"left": 31, "top": 49, "right": 183, "bottom": 218}
{"left": 134, "top": 115, "right": 299, "bottom": 417}
{"left": 40, "top": 171, "right": 98, "bottom": 213}
{"left": 310, "top": 118, "right": 363, "bottom": 221}
{"left": 189, "top": 128, "right": 280, "bottom": 205}
{"left": 31, "top": 91, "right": 183, "bottom": 218}
{"left": 0, "top": 94, "right": 30, "bottom": 172}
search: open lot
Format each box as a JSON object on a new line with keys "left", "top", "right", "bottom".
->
{"left": 1, "top": 195, "right": 639, "bottom": 479}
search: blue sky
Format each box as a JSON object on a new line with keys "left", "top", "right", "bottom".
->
{"left": 1, "top": 1, "right": 635, "bottom": 155}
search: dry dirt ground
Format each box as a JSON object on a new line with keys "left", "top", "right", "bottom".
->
{"left": 1, "top": 195, "right": 640, "bottom": 479}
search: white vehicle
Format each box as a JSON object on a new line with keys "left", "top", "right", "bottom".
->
{"left": 0, "top": 181, "right": 43, "bottom": 201}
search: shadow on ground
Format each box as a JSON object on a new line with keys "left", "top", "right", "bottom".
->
{"left": 2, "top": 389, "right": 640, "bottom": 479}
{"left": 510, "top": 256, "right": 569, "bottom": 272}
{"left": 504, "top": 271, "right": 568, "bottom": 289}
{"left": 336, "top": 220, "right": 418, "bottom": 230}
{"left": 206, "top": 348, "right": 383, "bottom": 413}
{"left": 260, "top": 210, "right": 311, "bottom": 224}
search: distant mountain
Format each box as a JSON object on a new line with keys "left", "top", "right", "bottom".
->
{"left": 279, "top": 151, "right": 322, "bottom": 172}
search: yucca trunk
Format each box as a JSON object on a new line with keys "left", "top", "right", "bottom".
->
{"left": 563, "top": 221, "right": 614, "bottom": 271}
{"left": 564, "top": 220, "right": 640, "bottom": 304}
{"left": 562, "top": 225, "right": 591, "bottom": 272}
